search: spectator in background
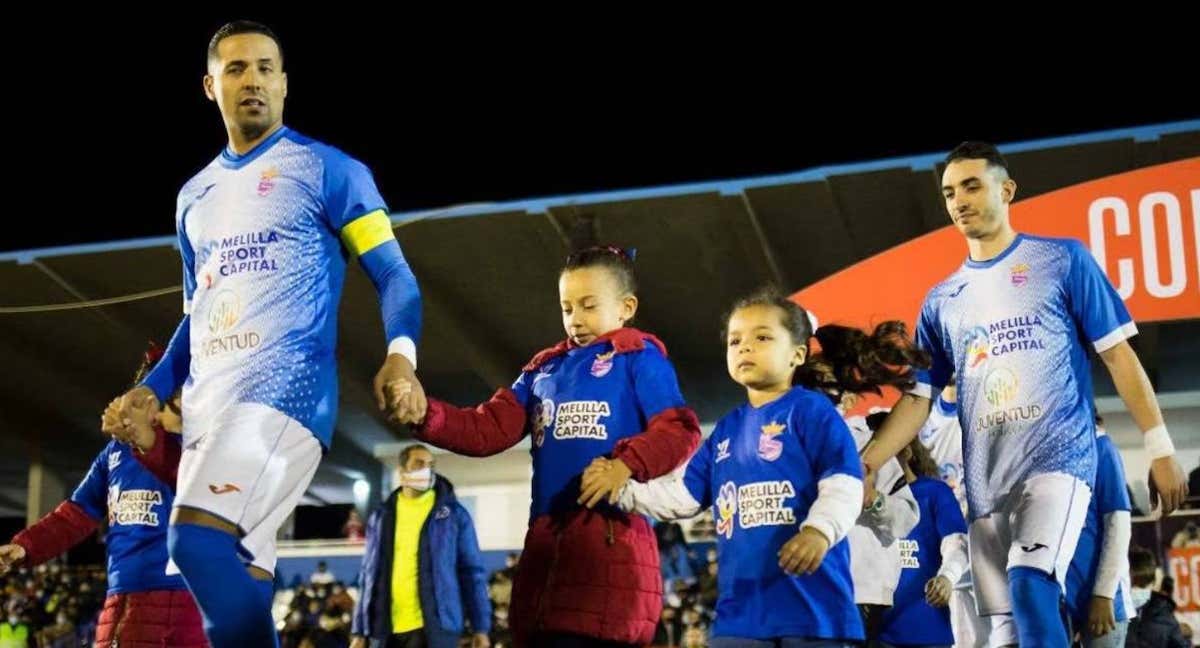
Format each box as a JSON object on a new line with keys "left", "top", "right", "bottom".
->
{"left": 327, "top": 583, "right": 355, "bottom": 616}
{"left": 37, "top": 610, "right": 74, "bottom": 648}
{"left": 1170, "top": 522, "right": 1200, "bottom": 548}
{"left": 697, "top": 561, "right": 718, "bottom": 611}
{"left": 352, "top": 444, "right": 490, "bottom": 648}
{"left": 653, "top": 606, "right": 682, "bottom": 648}
{"left": 1125, "top": 546, "right": 1187, "bottom": 648}
{"left": 311, "top": 561, "right": 336, "bottom": 585}
{"left": 657, "top": 523, "right": 694, "bottom": 591}
{"left": 682, "top": 625, "right": 707, "bottom": 648}
{"left": 497, "top": 553, "right": 518, "bottom": 583}
{"left": 344, "top": 510, "right": 367, "bottom": 543}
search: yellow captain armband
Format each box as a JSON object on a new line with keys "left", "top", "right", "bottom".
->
{"left": 340, "top": 209, "right": 396, "bottom": 256}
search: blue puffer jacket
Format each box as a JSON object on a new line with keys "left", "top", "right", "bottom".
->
{"left": 351, "top": 477, "right": 491, "bottom": 642}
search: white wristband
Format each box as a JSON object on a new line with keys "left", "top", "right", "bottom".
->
{"left": 1144, "top": 425, "right": 1175, "bottom": 460}
{"left": 387, "top": 337, "right": 418, "bottom": 371}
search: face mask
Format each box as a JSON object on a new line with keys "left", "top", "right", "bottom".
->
{"left": 401, "top": 467, "right": 436, "bottom": 492}
{"left": 1131, "top": 587, "right": 1152, "bottom": 610}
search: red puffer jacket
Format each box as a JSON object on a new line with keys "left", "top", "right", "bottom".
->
{"left": 416, "top": 328, "right": 701, "bottom": 645}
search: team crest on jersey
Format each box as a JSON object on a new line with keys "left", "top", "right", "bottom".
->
{"left": 757, "top": 422, "right": 786, "bottom": 461}
{"left": 590, "top": 351, "right": 615, "bottom": 378}
{"left": 257, "top": 166, "right": 280, "bottom": 197}
{"left": 531, "top": 399, "right": 555, "bottom": 447}
{"left": 108, "top": 451, "right": 121, "bottom": 471}
{"left": 435, "top": 506, "right": 451, "bottom": 520}
{"left": 963, "top": 327, "right": 990, "bottom": 371}
{"left": 715, "top": 481, "right": 737, "bottom": 539}
{"left": 715, "top": 438, "right": 732, "bottom": 463}
{"left": 1010, "top": 263, "right": 1030, "bottom": 287}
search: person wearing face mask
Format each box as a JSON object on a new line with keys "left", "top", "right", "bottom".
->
{"left": 352, "top": 444, "right": 491, "bottom": 648}
{"left": 1125, "top": 546, "right": 1188, "bottom": 648}
{"left": 37, "top": 610, "right": 75, "bottom": 648}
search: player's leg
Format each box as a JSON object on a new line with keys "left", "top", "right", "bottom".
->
{"left": 1005, "top": 473, "right": 1090, "bottom": 648}
{"left": 966, "top": 513, "right": 1015, "bottom": 648}
{"left": 950, "top": 582, "right": 990, "bottom": 648}
{"left": 169, "top": 403, "right": 317, "bottom": 647}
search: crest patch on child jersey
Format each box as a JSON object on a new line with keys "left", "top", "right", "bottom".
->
{"left": 757, "top": 422, "right": 786, "bottom": 461}
{"left": 590, "top": 351, "right": 615, "bottom": 377}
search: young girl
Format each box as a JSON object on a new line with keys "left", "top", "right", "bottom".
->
{"left": 386, "top": 246, "right": 702, "bottom": 648}
{"left": 608, "top": 287, "right": 927, "bottom": 647}
{"left": 0, "top": 345, "right": 207, "bottom": 648}
{"left": 877, "top": 437, "right": 969, "bottom": 648}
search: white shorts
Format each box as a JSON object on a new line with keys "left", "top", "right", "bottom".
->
{"left": 169, "top": 402, "right": 322, "bottom": 575}
{"left": 968, "top": 472, "right": 1091, "bottom": 647}
{"left": 950, "top": 585, "right": 990, "bottom": 648}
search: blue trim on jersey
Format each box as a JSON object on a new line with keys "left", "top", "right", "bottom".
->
{"left": 936, "top": 395, "right": 957, "bottom": 416}
{"left": 219, "top": 125, "right": 292, "bottom": 170}
{"left": 359, "top": 243, "right": 422, "bottom": 345}
{"left": 140, "top": 316, "right": 191, "bottom": 403}
{"left": 964, "top": 233, "right": 1026, "bottom": 269}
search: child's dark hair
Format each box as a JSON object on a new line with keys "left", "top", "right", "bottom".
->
{"left": 904, "top": 438, "right": 941, "bottom": 479}
{"left": 562, "top": 245, "right": 637, "bottom": 295}
{"left": 724, "top": 287, "right": 930, "bottom": 403}
{"left": 1129, "top": 546, "right": 1158, "bottom": 588}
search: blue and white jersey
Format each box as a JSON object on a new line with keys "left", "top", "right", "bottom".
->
{"left": 913, "top": 234, "right": 1134, "bottom": 519}
{"left": 175, "top": 126, "right": 416, "bottom": 446}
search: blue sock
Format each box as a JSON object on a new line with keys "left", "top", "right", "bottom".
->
{"left": 254, "top": 577, "right": 280, "bottom": 647}
{"left": 1009, "top": 566, "right": 1068, "bottom": 648}
{"left": 168, "top": 523, "right": 277, "bottom": 648}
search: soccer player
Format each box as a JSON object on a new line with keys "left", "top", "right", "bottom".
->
{"left": 104, "top": 21, "right": 423, "bottom": 647}
{"left": 861, "top": 141, "right": 1186, "bottom": 647}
